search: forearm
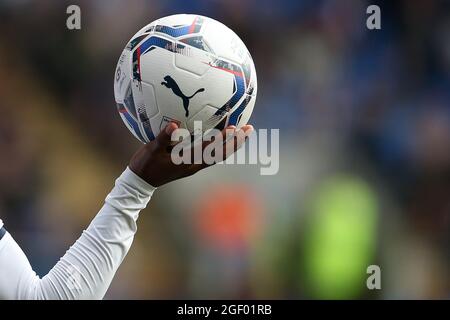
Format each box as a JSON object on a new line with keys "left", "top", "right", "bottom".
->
{"left": 0, "top": 167, "right": 155, "bottom": 300}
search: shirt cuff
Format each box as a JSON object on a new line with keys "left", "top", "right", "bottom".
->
{"left": 121, "top": 166, "right": 157, "bottom": 196}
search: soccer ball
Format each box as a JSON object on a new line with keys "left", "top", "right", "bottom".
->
{"left": 114, "top": 14, "right": 257, "bottom": 143}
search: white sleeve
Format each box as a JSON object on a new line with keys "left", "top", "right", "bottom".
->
{"left": 0, "top": 167, "right": 156, "bottom": 300}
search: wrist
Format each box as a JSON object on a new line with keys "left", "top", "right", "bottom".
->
{"left": 122, "top": 166, "right": 157, "bottom": 194}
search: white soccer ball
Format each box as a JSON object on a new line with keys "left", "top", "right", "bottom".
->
{"left": 114, "top": 14, "right": 257, "bottom": 143}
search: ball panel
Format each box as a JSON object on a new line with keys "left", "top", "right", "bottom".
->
{"left": 117, "top": 103, "right": 147, "bottom": 143}
{"left": 114, "top": 50, "right": 132, "bottom": 103}
{"left": 174, "top": 45, "right": 212, "bottom": 76}
{"left": 187, "top": 105, "right": 222, "bottom": 132}
{"left": 201, "top": 18, "right": 247, "bottom": 64}
{"left": 141, "top": 82, "right": 159, "bottom": 119}
{"left": 157, "top": 14, "right": 197, "bottom": 29}
{"left": 235, "top": 96, "right": 256, "bottom": 128}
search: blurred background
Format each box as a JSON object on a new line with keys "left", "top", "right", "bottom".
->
{"left": 0, "top": 0, "right": 449, "bottom": 299}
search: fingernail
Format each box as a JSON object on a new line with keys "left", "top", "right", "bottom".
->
{"left": 166, "top": 123, "right": 177, "bottom": 134}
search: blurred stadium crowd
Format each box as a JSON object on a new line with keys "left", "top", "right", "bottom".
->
{"left": 0, "top": 0, "right": 449, "bottom": 299}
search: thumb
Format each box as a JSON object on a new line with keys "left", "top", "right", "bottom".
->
{"left": 156, "top": 122, "right": 179, "bottom": 148}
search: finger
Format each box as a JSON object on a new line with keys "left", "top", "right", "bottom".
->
{"left": 222, "top": 125, "right": 252, "bottom": 159}
{"left": 200, "top": 125, "right": 238, "bottom": 164}
{"left": 201, "top": 125, "right": 235, "bottom": 150}
{"left": 240, "top": 124, "right": 254, "bottom": 139}
{"left": 156, "top": 122, "right": 179, "bottom": 149}
{"left": 196, "top": 124, "right": 254, "bottom": 170}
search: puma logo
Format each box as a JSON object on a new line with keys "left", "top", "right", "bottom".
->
{"left": 161, "top": 75, "right": 205, "bottom": 117}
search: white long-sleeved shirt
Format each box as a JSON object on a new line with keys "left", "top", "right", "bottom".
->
{"left": 0, "top": 167, "right": 156, "bottom": 299}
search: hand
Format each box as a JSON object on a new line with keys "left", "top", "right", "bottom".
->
{"left": 129, "top": 122, "right": 254, "bottom": 187}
